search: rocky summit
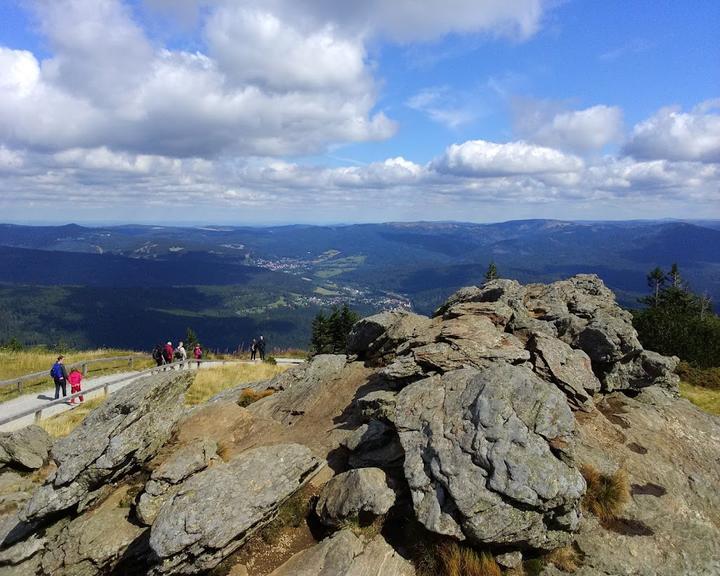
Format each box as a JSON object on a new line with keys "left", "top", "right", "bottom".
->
{"left": 0, "top": 275, "right": 718, "bottom": 576}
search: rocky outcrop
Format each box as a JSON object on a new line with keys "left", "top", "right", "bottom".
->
{"left": 315, "top": 468, "right": 396, "bottom": 528}
{"left": 0, "top": 274, "right": 714, "bottom": 576}
{"left": 22, "top": 370, "right": 194, "bottom": 523}
{"left": 149, "top": 443, "right": 321, "bottom": 574}
{"left": 0, "top": 426, "right": 52, "bottom": 471}
{"left": 268, "top": 529, "right": 415, "bottom": 576}
{"left": 395, "top": 365, "right": 584, "bottom": 549}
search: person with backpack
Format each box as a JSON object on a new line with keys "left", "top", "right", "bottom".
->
{"left": 50, "top": 355, "right": 69, "bottom": 400}
{"left": 258, "top": 335, "right": 266, "bottom": 361}
{"left": 250, "top": 338, "right": 257, "bottom": 361}
{"left": 68, "top": 369, "right": 84, "bottom": 404}
{"left": 176, "top": 341, "right": 187, "bottom": 362}
{"left": 193, "top": 343, "right": 202, "bottom": 368}
{"left": 152, "top": 344, "right": 164, "bottom": 366}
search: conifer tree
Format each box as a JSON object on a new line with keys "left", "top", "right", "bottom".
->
{"left": 485, "top": 262, "right": 498, "bottom": 281}
{"left": 646, "top": 267, "right": 665, "bottom": 306}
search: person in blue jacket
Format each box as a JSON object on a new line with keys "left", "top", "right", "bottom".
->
{"left": 50, "top": 355, "right": 69, "bottom": 400}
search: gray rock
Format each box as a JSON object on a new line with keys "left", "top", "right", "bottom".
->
{"left": 136, "top": 438, "right": 218, "bottom": 526}
{"left": 0, "top": 534, "right": 44, "bottom": 567}
{"left": 268, "top": 530, "right": 414, "bottom": 576}
{"left": 348, "top": 437, "right": 404, "bottom": 469}
{"left": 394, "top": 365, "right": 584, "bottom": 549}
{"left": 22, "top": 370, "right": 194, "bottom": 523}
{"left": 342, "top": 420, "right": 392, "bottom": 452}
{"left": 0, "top": 426, "right": 52, "bottom": 471}
{"left": 316, "top": 468, "right": 396, "bottom": 528}
{"left": 248, "top": 355, "right": 347, "bottom": 425}
{"left": 347, "top": 311, "right": 433, "bottom": 361}
{"left": 356, "top": 390, "right": 398, "bottom": 422}
{"left": 40, "top": 485, "right": 146, "bottom": 576}
{"left": 496, "top": 550, "right": 523, "bottom": 569}
{"left": 529, "top": 332, "right": 599, "bottom": 410}
{"left": 149, "top": 443, "right": 320, "bottom": 574}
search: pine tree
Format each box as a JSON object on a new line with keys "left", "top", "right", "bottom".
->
{"left": 185, "top": 327, "right": 199, "bottom": 348}
{"left": 646, "top": 267, "right": 665, "bottom": 306}
{"left": 310, "top": 304, "right": 360, "bottom": 356}
{"left": 668, "top": 263, "right": 682, "bottom": 288}
{"left": 485, "top": 262, "right": 498, "bottom": 281}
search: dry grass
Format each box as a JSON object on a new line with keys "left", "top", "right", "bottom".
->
{"left": 544, "top": 546, "right": 582, "bottom": 572}
{"left": 185, "top": 363, "right": 287, "bottom": 405}
{"left": 436, "top": 542, "right": 501, "bottom": 576}
{"left": 237, "top": 388, "right": 274, "bottom": 408}
{"left": 580, "top": 463, "right": 630, "bottom": 523}
{"left": 680, "top": 381, "right": 720, "bottom": 415}
{"left": 0, "top": 348, "right": 152, "bottom": 402}
{"left": 39, "top": 396, "right": 107, "bottom": 437}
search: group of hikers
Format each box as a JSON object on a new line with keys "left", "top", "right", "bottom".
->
{"left": 50, "top": 355, "right": 84, "bottom": 404}
{"left": 151, "top": 341, "right": 203, "bottom": 368}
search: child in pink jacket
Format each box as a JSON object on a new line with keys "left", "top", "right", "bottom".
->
{"left": 68, "top": 369, "right": 84, "bottom": 404}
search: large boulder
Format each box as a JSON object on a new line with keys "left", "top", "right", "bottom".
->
{"left": 268, "top": 530, "right": 415, "bottom": 576}
{"left": 136, "top": 438, "right": 218, "bottom": 526}
{"left": 22, "top": 370, "right": 194, "bottom": 523}
{"left": 394, "top": 365, "right": 585, "bottom": 549}
{"left": 315, "top": 468, "right": 396, "bottom": 528}
{"left": 149, "top": 443, "right": 321, "bottom": 574}
{"left": 0, "top": 426, "right": 52, "bottom": 471}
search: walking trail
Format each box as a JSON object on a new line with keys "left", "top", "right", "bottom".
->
{"left": 0, "top": 358, "right": 303, "bottom": 433}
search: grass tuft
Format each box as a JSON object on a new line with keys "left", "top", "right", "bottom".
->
{"left": 259, "top": 490, "right": 309, "bottom": 545}
{"left": 237, "top": 388, "right": 274, "bottom": 408}
{"left": 676, "top": 361, "right": 720, "bottom": 389}
{"left": 184, "top": 363, "right": 287, "bottom": 405}
{"left": 39, "top": 396, "right": 107, "bottom": 437}
{"left": 580, "top": 463, "right": 630, "bottom": 523}
{"left": 544, "top": 546, "right": 582, "bottom": 572}
{"left": 435, "top": 542, "right": 501, "bottom": 576}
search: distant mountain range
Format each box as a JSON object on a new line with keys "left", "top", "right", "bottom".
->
{"left": 0, "top": 220, "right": 718, "bottom": 351}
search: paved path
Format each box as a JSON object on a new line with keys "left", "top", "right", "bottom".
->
{"left": 0, "top": 358, "right": 303, "bottom": 433}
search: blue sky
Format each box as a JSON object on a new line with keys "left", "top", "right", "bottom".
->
{"left": 0, "top": 0, "right": 718, "bottom": 224}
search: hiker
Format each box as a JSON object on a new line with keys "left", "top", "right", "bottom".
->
{"left": 258, "top": 335, "right": 266, "bottom": 361}
{"left": 250, "top": 338, "right": 257, "bottom": 361}
{"left": 68, "top": 369, "right": 84, "bottom": 404}
{"left": 176, "top": 341, "right": 187, "bottom": 362}
{"left": 152, "top": 344, "right": 164, "bottom": 366}
{"left": 163, "top": 341, "right": 174, "bottom": 365}
{"left": 50, "top": 355, "right": 69, "bottom": 400}
{"left": 193, "top": 343, "right": 203, "bottom": 368}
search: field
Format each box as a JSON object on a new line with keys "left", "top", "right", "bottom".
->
{"left": 680, "top": 381, "right": 720, "bottom": 415}
{"left": 185, "top": 363, "right": 288, "bottom": 405}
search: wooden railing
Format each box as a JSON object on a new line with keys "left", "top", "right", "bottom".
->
{"left": 0, "top": 354, "right": 148, "bottom": 394}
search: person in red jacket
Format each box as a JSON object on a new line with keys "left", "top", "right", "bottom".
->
{"left": 163, "top": 341, "right": 174, "bottom": 366}
{"left": 68, "top": 369, "right": 84, "bottom": 404}
{"left": 193, "top": 344, "right": 203, "bottom": 368}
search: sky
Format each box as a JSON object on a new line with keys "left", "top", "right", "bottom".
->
{"left": 0, "top": 0, "right": 718, "bottom": 225}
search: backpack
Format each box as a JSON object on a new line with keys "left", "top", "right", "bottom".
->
{"left": 50, "top": 363, "right": 61, "bottom": 379}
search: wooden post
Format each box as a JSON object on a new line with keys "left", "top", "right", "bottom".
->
{"left": 82, "top": 363, "right": 88, "bottom": 376}
{"left": 104, "top": 383, "right": 109, "bottom": 396}
{"left": 34, "top": 409, "right": 42, "bottom": 422}
{"left": 129, "top": 357, "right": 134, "bottom": 369}
{"left": 17, "top": 379, "right": 22, "bottom": 393}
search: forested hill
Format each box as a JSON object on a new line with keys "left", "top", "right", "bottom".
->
{"left": 0, "top": 219, "right": 718, "bottom": 350}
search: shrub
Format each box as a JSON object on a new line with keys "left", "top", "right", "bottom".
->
{"left": 264, "top": 355, "right": 277, "bottom": 365}
{"left": 260, "top": 491, "right": 309, "bottom": 544}
{"left": 580, "top": 464, "right": 630, "bottom": 523}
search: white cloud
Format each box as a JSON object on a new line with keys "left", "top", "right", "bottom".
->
{"left": 432, "top": 139, "right": 584, "bottom": 177}
{"left": 514, "top": 101, "right": 624, "bottom": 152}
{"left": 406, "top": 87, "right": 479, "bottom": 128}
{"left": 623, "top": 101, "right": 720, "bottom": 163}
{"left": 0, "top": 146, "right": 24, "bottom": 170}
{"left": 0, "top": 0, "right": 395, "bottom": 159}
